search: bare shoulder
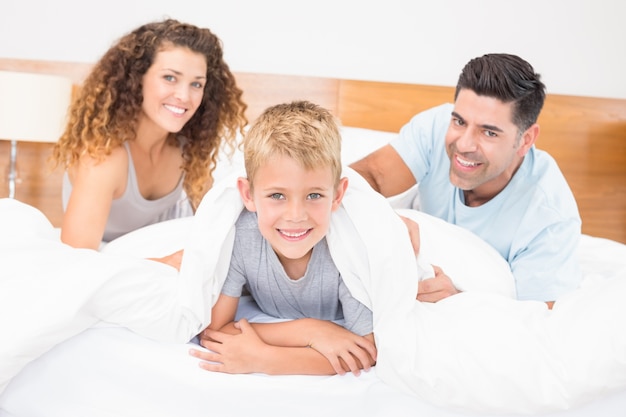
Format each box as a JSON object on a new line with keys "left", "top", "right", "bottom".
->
{"left": 67, "top": 145, "right": 129, "bottom": 195}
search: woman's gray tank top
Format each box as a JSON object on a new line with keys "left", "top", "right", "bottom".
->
{"left": 62, "top": 142, "right": 186, "bottom": 242}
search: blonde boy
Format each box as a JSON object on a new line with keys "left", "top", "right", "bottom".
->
{"left": 190, "top": 101, "right": 376, "bottom": 375}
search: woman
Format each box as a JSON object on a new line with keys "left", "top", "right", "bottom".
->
{"left": 51, "top": 19, "right": 247, "bottom": 251}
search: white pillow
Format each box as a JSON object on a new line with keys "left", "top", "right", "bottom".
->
{"left": 103, "top": 209, "right": 515, "bottom": 300}
{"left": 0, "top": 200, "right": 179, "bottom": 394}
{"left": 0, "top": 198, "right": 59, "bottom": 241}
{"left": 396, "top": 208, "right": 516, "bottom": 298}
{"left": 102, "top": 216, "right": 194, "bottom": 258}
{"left": 339, "top": 126, "right": 398, "bottom": 164}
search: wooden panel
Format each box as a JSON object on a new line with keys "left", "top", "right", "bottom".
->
{"left": 234, "top": 72, "right": 340, "bottom": 123}
{"left": 1, "top": 58, "right": 625, "bottom": 243}
{"left": 0, "top": 59, "right": 342, "bottom": 124}
{"left": 337, "top": 80, "right": 626, "bottom": 243}
{"left": 337, "top": 79, "right": 455, "bottom": 132}
{"left": 0, "top": 141, "right": 64, "bottom": 226}
{"left": 537, "top": 94, "right": 626, "bottom": 243}
{"left": 0, "top": 57, "right": 92, "bottom": 83}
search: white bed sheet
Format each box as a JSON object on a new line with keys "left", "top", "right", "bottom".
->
{"left": 1, "top": 286, "right": 625, "bottom": 417}
{"left": 2, "top": 202, "right": 625, "bottom": 417}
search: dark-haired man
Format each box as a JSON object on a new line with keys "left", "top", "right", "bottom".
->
{"left": 351, "top": 54, "right": 581, "bottom": 308}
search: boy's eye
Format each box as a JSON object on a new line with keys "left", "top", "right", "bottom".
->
{"left": 270, "top": 193, "right": 285, "bottom": 200}
{"left": 307, "top": 193, "right": 322, "bottom": 200}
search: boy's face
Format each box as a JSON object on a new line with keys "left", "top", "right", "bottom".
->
{"left": 238, "top": 154, "right": 347, "bottom": 268}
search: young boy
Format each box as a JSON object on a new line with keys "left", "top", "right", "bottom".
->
{"left": 190, "top": 101, "right": 376, "bottom": 376}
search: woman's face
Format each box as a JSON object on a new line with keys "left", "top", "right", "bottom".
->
{"left": 140, "top": 46, "right": 207, "bottom": 135}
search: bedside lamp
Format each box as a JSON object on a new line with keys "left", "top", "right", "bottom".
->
{"left": 0, "top": 70, "right": 73, "bottom": 198}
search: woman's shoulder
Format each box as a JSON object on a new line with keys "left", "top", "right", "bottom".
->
{"left": 67, "top": 144, "right": 129, "bottom": 187}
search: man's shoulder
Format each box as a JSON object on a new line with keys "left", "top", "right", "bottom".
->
{"left": 526, "top": 148, "right": 573, "bottom": 192}
{"left": 517, "top": 148, "right": 580, "bottom": 220}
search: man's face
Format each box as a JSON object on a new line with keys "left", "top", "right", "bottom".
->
{"left": 445, "top": 89, "right": 532, "bottom": 204}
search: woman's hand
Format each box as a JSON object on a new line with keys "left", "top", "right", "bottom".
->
{"left": 148, "top": 249, "right": 184, "bottom": 270}
{"left": 400, "top": 215, "right": 420, "bottom": 255}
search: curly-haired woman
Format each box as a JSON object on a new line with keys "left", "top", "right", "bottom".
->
{"left": 51, "top": 19, "right": 247, "bottom": 254}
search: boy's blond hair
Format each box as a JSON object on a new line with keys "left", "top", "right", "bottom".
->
{"left": 243, "top": 101, "right": 342, "bottom": 187}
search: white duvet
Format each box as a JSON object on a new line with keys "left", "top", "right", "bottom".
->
{"left": 1, "top": 178, "right": 626, "bottom": 416}
{"left": 1, "top": 127, "right": 626, "bottom": 416}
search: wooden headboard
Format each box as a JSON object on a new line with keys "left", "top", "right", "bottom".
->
{"left": 1, "top": 58, "right": 625, "bottom": 244}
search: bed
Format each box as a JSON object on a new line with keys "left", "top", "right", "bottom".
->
{"left": 1, "top": 58, "right": 626, "bottom": 417}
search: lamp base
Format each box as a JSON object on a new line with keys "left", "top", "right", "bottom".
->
{"left": 7, "top": 139, "right": 18, "bottom": 198}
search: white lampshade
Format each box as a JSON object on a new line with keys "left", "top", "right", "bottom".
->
{"left": 0, "top": 70, "right": 73, "bottom": 143}
{"left": 1, "top": 70, "right": 73, "bottom": 198}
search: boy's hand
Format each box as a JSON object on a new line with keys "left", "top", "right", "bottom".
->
{"left": 190, "top": 319, "right": 269, "bottom": 374}
{"left": 305, "top": 321, "right": 376, "bottom": 376}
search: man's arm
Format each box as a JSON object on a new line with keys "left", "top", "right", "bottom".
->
{"left": 349, "top": 144, "right": 416, "bottom": 197}
{"left": 350, "top": 145, "right": 422, "bottom": 254}
{"left": 510, "top": 220, "right": 581, "bottom": 309}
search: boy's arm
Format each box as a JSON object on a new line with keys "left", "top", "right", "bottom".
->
{"left": 191, "top": 319, "right": 375, "bottom": 375}
{"left": 208, "top": 294, "right": 240, "bottom": 331}
{"left": 206, "top": 317, "right": 377, "bottom": 373}
{"left": 246, "top": 318, "right": 376, "bottom": 373}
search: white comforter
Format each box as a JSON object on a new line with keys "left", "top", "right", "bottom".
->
{"left": 173, "top": 166, "right": 626, "bottom": 414}
{"left": 1, "top": 167, "right": 626, "bottom": 416}
{"left": 1, "top": 127, "right": 626, "bottom": 416}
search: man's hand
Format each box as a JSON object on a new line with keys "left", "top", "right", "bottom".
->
{"left": 417, "top": 265, "right": 460, "bottom": 302}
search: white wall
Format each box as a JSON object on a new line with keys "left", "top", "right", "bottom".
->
{"left": 2, "top": 0, "right": 624, "bottom": 99}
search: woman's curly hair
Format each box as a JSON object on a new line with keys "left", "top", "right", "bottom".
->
{"left": 51, "top": 19, "right": 247, "bottom": 210}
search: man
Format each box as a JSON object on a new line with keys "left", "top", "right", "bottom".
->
{"left": 350, "top": 53, "right": 581, "bottom": 308}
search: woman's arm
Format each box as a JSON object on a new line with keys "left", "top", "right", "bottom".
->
{"left": 61, "top": 150, "right": 127, "bottom": 249}
{"left": 148, "top": 249, "right": 184, "bottom": 270}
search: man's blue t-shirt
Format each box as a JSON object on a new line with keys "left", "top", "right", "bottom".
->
{"left": 390, "top": 103, "right": 582, "bottom": 301}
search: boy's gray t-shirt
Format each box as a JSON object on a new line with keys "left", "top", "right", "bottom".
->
{"left": 221, "top": 209, "right": 373, "bottom": 336}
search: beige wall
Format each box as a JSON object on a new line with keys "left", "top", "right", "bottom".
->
{"left": 1, "top": 0, "right": 625, "bottom": 99}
